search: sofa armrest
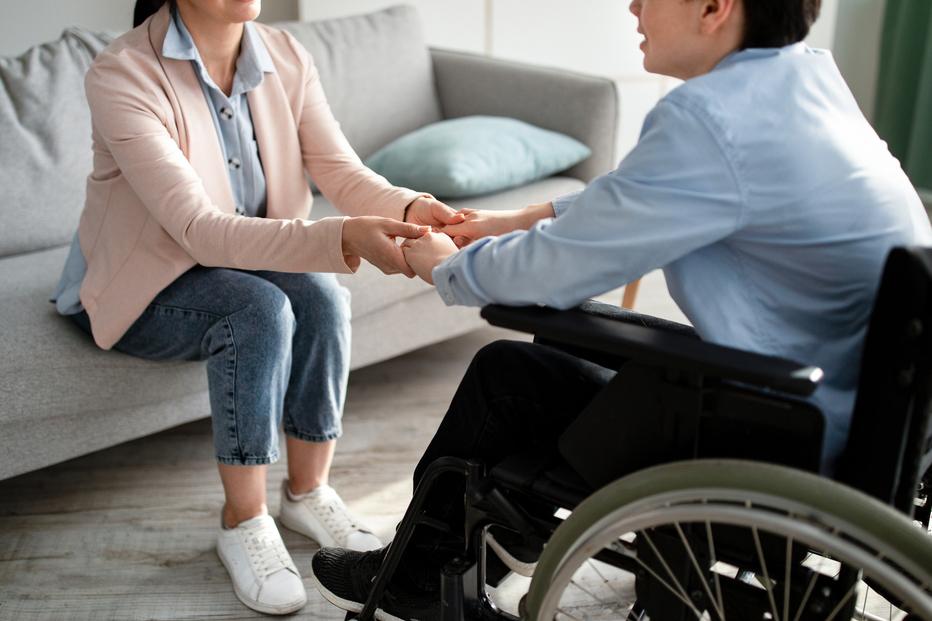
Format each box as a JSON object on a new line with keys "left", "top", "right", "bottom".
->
{"left": 481, "top": 303, "right": 824, "bottom": 397}
{"left": 430, "top": 49, "right": 619, "bottom": 183}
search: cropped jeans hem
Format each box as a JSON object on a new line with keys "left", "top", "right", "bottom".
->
{"left": 216, "top": 452, "right": 280, "bottom": 466}
{"left": 284, "top": 426, "right": 343, "bottom": 443}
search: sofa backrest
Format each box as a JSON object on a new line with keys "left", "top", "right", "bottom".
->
{"left": 277, "top": 5, "right": 442, "bottom": 161}
{"left": 0, "top": 28, "right": 113, "bottom": 259}
{"left": 0, "top": 4, "right": 440, "bottom": 259}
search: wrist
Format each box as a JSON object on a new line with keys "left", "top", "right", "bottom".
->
{"left": 516, "top": 202, "right": 555, "bottom": 229}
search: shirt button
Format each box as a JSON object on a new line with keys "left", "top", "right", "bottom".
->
{"left": 235, "top": 205, "right": 245, "bottom": 215}
{"left": 220, "top": 106, "right": 234, "bottom": 120}
{"left": 228, "top": 157, "right": 242, "bottom": 170}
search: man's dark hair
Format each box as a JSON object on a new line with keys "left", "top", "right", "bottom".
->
{"left": 741, "top": 0, "right": 822, "bottom": 49}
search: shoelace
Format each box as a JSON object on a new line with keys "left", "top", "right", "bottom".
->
{"left": 306, "top": 488, "right": 367, "bottom": 545}
{"left": 241, "top": 519, "right": 293, "bottom": 579}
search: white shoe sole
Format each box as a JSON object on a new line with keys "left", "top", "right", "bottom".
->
{"left": 217, "top": 545, "right": 307, "bottom": 615}
{"left": 308, "top": 557, "right": 403, "bottom": 621}
{"left": 486, "top": 533, "right": 538, "bottom": 578}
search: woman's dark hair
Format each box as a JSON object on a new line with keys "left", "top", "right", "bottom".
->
{"left": 742, "top": 0, "right": 822, "bottom": 49}
{"left": 133, "top": 0, "right": 171, "bottom": 28}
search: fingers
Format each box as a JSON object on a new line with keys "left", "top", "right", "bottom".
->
{"left": 384, "top": 219, "right": 430, "bottom": 240}
{"left": 441, "top": 222, "right": 471, "bottom": 238}
{"left": 433, "top": 201, "right": 466, "bottom": 225}
{"left": 453, "top": 236, "right": 471, "bottom": 248}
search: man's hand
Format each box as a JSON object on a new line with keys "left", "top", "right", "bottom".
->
{"left": 441, "top": 202, "right": 555, "bottom": 247}
{"left": 404, "top": 196, "right": 465, "bottom": 228}
{"left": 401, "top": 232, "right": 459, "bottom": 284}
{"left": 342, "top": 217, "right": 430, "bottom": 277}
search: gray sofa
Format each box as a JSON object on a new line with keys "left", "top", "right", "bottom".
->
{"left": 0, "top": 5, "right": 618, "bottom": 481}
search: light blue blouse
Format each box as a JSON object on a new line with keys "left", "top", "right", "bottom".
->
{"left": 51, "top": 8, "right": 274, "bottom": 315}
{"left": 433, "top": 43, "right": 932, "bottom": 469}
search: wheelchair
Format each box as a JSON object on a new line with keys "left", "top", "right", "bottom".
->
{"left": 351, "top": 246, "right": 932, "bottom": 621}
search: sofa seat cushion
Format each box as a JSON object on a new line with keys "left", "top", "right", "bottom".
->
{"left": 0, "top": 246, "right": 209, "bottom": 428}
{"left": 316, "top": 176, "right": 586, "bottom": 318}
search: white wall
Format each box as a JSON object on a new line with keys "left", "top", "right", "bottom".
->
{"left": 832, "top": 0, "right": 886, "bottom": 121}
{"left": 299, "top": 0, "right": 858, "bottom": 160}
{"left": 0, "top": 0, "right": 299, "bottom": 57}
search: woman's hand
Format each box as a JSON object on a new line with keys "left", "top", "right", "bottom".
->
{"left": 404, "top": 196, "right": 465, "bottom": 228}
{"left": 342, "top": 217, "right": 430, "bottom": 277}
{"left": 401, "top": 232, "right": 460, "bottom": 285}
{"left": 441, "top": 202, "right": 556, "bottom": 247}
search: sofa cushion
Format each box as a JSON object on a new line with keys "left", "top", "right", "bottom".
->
{"left": 0, "top": 29, "right": 114, "bottom": 259}
{"left": 366, "top": 116, "right": 592, "bottom": 199}
{"left": 277, "top": 6, "right": 443, "bottom": 160}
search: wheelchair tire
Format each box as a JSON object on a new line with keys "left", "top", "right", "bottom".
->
{"left": 524, "top": 459, "right": 932, "bottom": 620}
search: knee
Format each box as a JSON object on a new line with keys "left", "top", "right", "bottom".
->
{"left": 242, "top": 284, "right": 296, "bottom": 343}
{"left": 289, "top": 274, "right": 352, "bottom": 330}
{"left": 470, "top": 340, "right": 537, "bottom": 380}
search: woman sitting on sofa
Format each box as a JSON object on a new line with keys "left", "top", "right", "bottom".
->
{"left": 49, "top": 0, "right": 461, "bottom": 615}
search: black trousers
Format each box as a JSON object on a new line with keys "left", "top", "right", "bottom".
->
{"left": 399, "top": 340, "right": 616, "bottom": 589}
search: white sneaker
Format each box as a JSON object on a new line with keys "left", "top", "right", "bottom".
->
{"left": 279, "top": 480, "right": 382, "bottom": 551}
{"left": 216, "top": 513, "right": 307, "bottom": 615}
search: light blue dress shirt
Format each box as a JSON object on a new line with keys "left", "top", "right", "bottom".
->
{"left": 51, "top": 9, "right": 274, "bottom": 315}
{"left": 433, "top": 43, "right": 932, "bottom": 469}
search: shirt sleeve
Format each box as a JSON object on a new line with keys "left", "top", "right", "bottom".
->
{"left": 432, "top": 98, "right": 746, "bottom": 309}
{"left": 551, "top": 190, "right": 584, "bottom": 218}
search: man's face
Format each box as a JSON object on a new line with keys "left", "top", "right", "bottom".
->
{"left": 630, "top": 0, "right": 709, "bottom": 79}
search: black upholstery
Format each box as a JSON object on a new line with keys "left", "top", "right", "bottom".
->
{"left": 837, "top": 247, "right": 932, "bottom": 513}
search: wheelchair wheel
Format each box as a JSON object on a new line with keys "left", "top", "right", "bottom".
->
{"left": 523, "top": 460, "right": 932, "bottom": 621}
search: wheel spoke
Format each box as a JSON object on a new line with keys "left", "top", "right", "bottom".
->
{"left": 673, "top": 522, "right": 725, "bottom": 620}
{"left": 783, "top": 536, "right": 793, "bottom": 621}
{"left": 751, "top": 525, "right": 782, "bottom": 621}
{"left": 587, "top": 557, "right": 628, "bottom": 604}
{"left": 823, "top": 576, "right": 859, "bottom": 621}
{"left": 705, "top": 521, "right": 726, "bottom": 621}
{"left": 639, "top": 529, "right": 705, "bottom": 618}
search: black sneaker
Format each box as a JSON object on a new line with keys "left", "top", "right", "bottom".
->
{"left": 310, "top": 546, "right": 441, "bottom": 621}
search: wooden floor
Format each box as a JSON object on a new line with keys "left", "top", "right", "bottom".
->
{"left": 0, "top": 326, "right": 530, "bottom": 620}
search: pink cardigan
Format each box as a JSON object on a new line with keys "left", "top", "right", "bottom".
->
{"left": 77, "top": 4, "right": 423, "bottom": 350}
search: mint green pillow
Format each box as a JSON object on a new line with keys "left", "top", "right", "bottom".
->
{"left": 365, "top": 116, "right": 591, "bottom": 199}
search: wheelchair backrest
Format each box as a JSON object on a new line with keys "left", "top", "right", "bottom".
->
{"left": 837, "top": 246, "right": 932, "bottom": 514}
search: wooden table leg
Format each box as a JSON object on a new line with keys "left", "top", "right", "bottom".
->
{"left": 621, "top": 278, "right": 641, "bottom": 310}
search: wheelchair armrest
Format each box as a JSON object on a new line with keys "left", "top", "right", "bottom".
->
{"left": 480, "top": 302, "right": 824, "bottom": 397}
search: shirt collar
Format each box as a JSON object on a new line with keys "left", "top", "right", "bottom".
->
{"left": 713, "top": 41, "right": 811, "bottom": 72}
{"left": 163, "top": 7, "right": 275, "bottom": 97}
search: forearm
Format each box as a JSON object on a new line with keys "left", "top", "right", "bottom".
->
{"left": 515, "top": 202, "right": 556, "bottom": 229}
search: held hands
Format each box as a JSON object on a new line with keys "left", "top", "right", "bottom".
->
{"left": 341, "top": 217, "right": 430, "bottom": 277}
{"left": 346, "top": 199, "right": 555, "bottom": 284}
{"left": 400, "top": 232, "right": 459, "bottom": 285}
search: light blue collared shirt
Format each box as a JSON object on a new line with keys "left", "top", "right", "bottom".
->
{"left": 51, "top": 9, "right": 274, "bottom": 315}
{"left": 433, "top": 43, "right": 932, "bottom": 469}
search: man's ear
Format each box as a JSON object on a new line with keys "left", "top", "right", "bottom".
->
{"left": 697, "top": 0, "right": 741, "bottom": 35}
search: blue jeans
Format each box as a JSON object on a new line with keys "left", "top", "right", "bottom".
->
{"left": 71, "top": 266, "right": 351, "bottom": 465}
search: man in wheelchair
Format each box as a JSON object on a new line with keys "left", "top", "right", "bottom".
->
{"left": 310, "top": 0, "right": 932, "bottom": 619}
